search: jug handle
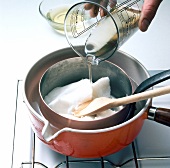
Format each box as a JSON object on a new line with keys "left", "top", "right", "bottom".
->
{"left": 148, "top": 107, "right": 170, "bottom": 127}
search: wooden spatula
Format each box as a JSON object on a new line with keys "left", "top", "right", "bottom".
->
{"left": 74, "top": 85, "right": 170, "bottom": 117}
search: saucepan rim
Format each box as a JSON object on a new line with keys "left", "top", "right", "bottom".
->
{"left": 23, "top": 48, "right": 151, "bottom": 133}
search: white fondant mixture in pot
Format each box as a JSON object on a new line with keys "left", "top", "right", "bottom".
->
{"left": 44, "top": 77, "right": 121, "bottom": 121}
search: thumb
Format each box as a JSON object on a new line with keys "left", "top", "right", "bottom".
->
{"left": 139, "top": 0, "right": 163, "bottom": 32}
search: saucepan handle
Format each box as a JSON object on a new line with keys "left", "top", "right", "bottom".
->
{"left": 148, "top": 107, "right": 170, "bottom": 127}
{"left": 125, "top": 70, "right": 170, "bottom": 121}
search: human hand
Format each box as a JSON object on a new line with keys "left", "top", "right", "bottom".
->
{"left": 138, "top": 0, "right": 163, "bottom": 32}
{"left": 84, "top": 0, "right": 163, "bottom": 32}
{"left": 84, "top": 0, "right": 117, "bottom": 17}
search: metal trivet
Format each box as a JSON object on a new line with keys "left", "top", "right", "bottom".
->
{"left": 21, "top": 136, "right": 139, "bottom": 168}
{"left": 11, "top": 80, "right": 170, "bottom": 168}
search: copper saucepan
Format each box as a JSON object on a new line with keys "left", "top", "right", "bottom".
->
{"left": 23, "top": 47, "right": 170, "bottom": 158}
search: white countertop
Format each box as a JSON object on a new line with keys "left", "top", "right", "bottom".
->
{"left": 0, "top": 0, "right": 170, "bottom": 167}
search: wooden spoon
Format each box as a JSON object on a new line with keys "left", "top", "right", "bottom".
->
{"left": 74, "top": 85, "right": 170, "bottom": 117}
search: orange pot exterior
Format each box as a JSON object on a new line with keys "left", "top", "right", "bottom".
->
{"left": 27, "top": 106, "right": 147, "bottom": 158}
{"left": 23, "top": 48, "right": 151, "bottom": 158}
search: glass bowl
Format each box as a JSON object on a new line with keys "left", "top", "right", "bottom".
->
{"left": 39, "top": 0, "right": 79, "bottom": 34}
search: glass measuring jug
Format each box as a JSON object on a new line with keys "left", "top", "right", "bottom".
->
{"left": 64, "top": 0, "right": 144, "bottom": 64}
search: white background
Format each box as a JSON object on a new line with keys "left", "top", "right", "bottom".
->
{"left": 0, "top": 0, "right": 170, "bottom": 167}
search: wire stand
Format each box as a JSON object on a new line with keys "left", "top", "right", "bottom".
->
{"left": 11, "top": 80, "right": 170, "bottom": 168}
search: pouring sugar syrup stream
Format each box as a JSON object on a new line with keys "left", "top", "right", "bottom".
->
{"left": 64, "top": 0, "right": 144, "bottom": 97}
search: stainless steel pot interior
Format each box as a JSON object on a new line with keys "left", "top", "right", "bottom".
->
{"left": 24, "top": 47, "right": 150, "bottom": 129}
{"left": 40, "top": 58, "right": 132, "bottom": 99}
{"left": 39, "top": 57, "right": 133, "bottom": 130}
